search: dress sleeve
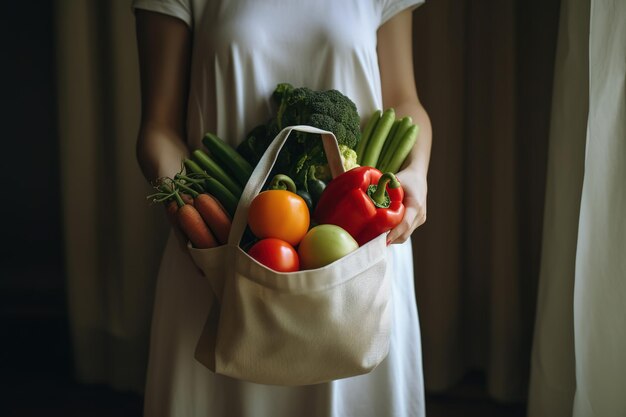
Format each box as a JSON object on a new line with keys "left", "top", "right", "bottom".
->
{"left": 378, "top": 0, "right": 425, "bottom": 27}
{"left": 132, "top": 0, "right": 193, "bottom": 29}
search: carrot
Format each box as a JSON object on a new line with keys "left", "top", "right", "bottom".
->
{"left": 180, "top": 193, "right": 194, "bottom": 205}
{"left": 165, "top": 195, "right": 194, "bottom": 226}
{"left": 173, "top": 192, "right": 217, "bottom": 249}
{"left": 194, "top": 193, "right": 232, "bottom": 244}
{"left": 151, "top": 182, "right": 182, "bottom": 227}
{"left": 172, "top": 177, "right": 232, "bottom": 244}
{"left": 165, "top": 200, "right": 179, "bottom": 227}
{"left": 149, "top": 180, "right": 218, "bottom": 249}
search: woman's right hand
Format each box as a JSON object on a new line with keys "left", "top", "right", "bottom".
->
{"left": 136, "top": 11, "right": 199, "bottom": 259}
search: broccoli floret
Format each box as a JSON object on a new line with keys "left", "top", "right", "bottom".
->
{"left": 272, "top": 83, "right": 295, "bottom": 130}
{"left": 308, "top": 145, "right": 360, "bottom": 182}
{"left": 339, "top": 144, "right": 359, "bottom": 171}
{"left": 274, "top": 85, "right": 361, "bottom": 149}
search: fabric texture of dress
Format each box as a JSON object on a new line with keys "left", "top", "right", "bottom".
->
{"left": 132, "top": 0, "right": 426, "bottom": 415}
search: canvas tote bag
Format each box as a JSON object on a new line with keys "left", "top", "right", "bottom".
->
{"left": 188, "top": 126, "right": 392, "bottom": 386}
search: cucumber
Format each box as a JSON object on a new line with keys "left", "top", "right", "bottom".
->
{"left": 183, "top": 159, "right": 239, "bottom": 217}
{"left": 201, "top": 177, "right": 239, "bottom": 218}
{"left": 377, "top": 118, "right": 401, "bottom": 169}
{"left": 385, "top": 124, "right": 419, "bottom": 174}
{"left": 356, "top": 110, "right": 382, "bottom": 164}
{"left": 360, "top": 108, "right": 395, "bottom": 168}
{"left": 378, "top": 116, "right": 413, "bottom": 171}
{"left": 192, "top": 149, "right": 243, "bottom": 198}
{"left": 183, "top": 158, "right": 206, "bottom": 178}
{"left": 202, "top": 132, "right": 253, "bottom": 187}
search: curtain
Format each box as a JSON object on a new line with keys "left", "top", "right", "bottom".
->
{"left": 527, "top": 0, "right": 589, "bottom": 414}
{"left": 410, "top": 0, "right": 560, "bottom": 402}
{"left": 56, "top": 0, "right": 168, "bottom": 392}
{"left": 529, "top": 0, "right": 626, "bottom": 415}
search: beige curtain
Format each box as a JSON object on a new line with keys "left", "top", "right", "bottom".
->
{"left": 529, "top": 0, "right": 626, "bottom": 415}
{"left": 56, "top": 0, "right": 168, "bottom": 392}
{"left": 410, "top": 0, "right": 560, "bottom": 402}
{"left": 527, "top": 0, "right": 589, "bottom": 414}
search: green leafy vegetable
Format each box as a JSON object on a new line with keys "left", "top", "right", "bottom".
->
{"left": 238, "top": 83, "right": 362, "bottom": 188}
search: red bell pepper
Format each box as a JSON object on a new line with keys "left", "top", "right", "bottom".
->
{"left": 313, "top": 166, "right": 405, "bottom": 246}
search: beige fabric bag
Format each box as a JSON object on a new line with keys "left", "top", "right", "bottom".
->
{"left": 188, "top": 126, "right": 392, "bottom": 386}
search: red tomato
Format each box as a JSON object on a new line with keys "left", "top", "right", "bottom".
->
{"left": 248, "top": 238, "right": 300, "bottom": 272}
{"left": 248, "top": 190, "right": 309, "bottom": 246}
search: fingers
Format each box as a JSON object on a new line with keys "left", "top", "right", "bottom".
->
{"left": 387, "top": 204, "right": 416, "bottom": 244}
{"left": 387, "top": 203, "right": 426, "bottom": 245}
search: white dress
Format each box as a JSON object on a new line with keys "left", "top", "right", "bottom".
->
{"left": 132, "top": 0, "right": 426, "bottom": 415}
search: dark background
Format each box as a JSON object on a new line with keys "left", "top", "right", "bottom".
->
{"left": 1, "top": 0, "right": 66, "bottom": 380}
{"left": 0, "top": 0, "right": 71, "bottom": 414}
{"left": 0, "top": 3, "right": 144, "bottom": 412}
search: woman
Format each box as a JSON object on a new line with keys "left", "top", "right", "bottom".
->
{"left": 133, "top": 0, "right": 432, "bottom": 416}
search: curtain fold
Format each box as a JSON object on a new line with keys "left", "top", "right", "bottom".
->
{"left": 572, "top": 0, "right": 626, "bottom": 414}
{"left": 529, "top": 0, "right": 626, "bottom": 415}
{"left": 527, "top": 0, "right": 589, "bottom": 414}
{"left": 56, "top": 0, "right": 168, "bottom": 392}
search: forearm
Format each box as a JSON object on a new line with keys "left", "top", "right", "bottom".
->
{"left": 376, "top": 9, "right": 430, "bottom": 242}
{"left": 136, "top": 121, "right": 189, "bottom": 183}
{"left": 376, "top": 8, "right": 432, "bottom": 180}
{"left": 135, "top": 10, "right": 192, "bottom": 184}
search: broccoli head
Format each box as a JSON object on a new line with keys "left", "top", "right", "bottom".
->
{"left": 273, "top": 84, "right": 361, "bottom": 150}
{"left": 262, "top": 83, "right": 362, "bottom": 187}
{"left": 239, "top": 83, "right": 362, "bottom": 189}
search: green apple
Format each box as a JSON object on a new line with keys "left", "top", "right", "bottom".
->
{"left": 298, "top": 224, "right": 359, "bottom": 270}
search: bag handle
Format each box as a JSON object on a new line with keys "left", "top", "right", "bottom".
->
{"left": 228, "top": 126, "right": 345, "bottom": 245}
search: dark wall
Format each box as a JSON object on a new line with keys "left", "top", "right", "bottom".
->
{"left": 0, "top": 0, "right": 69, "bottom": 385}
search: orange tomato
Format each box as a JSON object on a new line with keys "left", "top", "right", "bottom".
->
{"left": 248, "top": 190, "right": 310, "bottom": 246}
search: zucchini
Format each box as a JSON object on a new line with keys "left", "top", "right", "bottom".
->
{"left": 201, "top": 177, "right": 238, "bottom": 218}
{"left": 202, "top": 132, "right": 253, "bottom": 187}
{"left": 378, "top": 116, "right": 413, "bottom": 171}
{"left": 183, "top": 159, "right": 239, "bottom": 217}
{"left": 385, "top": 124, "right": 419, "bottom": 174}
{"left": 191, "top": 149, "right": 243, "bottom": 198}
{"left": 360, "top": 108, "right": 395, "bottom": 168}
{"left": 356, "top": 110, "right": 382, "bottom": 164}
{"left": 183, "top": 158, "right": 206, "bottom": 178}
{"left": 377, "top": 118, "right": 400, "bottom": 169}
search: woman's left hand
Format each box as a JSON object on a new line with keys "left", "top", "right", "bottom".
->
{"left": 376, "top": 9, "right": 432, "bottom": 245}
{"left": 386, "top": 168, "right": 427, "bottom": 245}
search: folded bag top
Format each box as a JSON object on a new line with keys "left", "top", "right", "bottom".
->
{"left": 189, "top": 126, "right": 392, "bottom": 386}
